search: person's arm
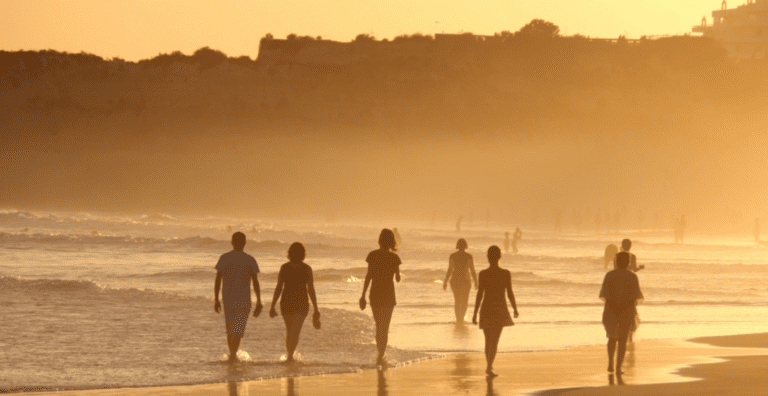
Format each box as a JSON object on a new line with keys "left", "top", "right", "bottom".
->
{"left": 468, "top": 255, "right": 478, "bottom": 289}
{"left": 252, "top": 273, "right": 263, "bottom": 317}
{"left": 269, "top": 269, "right": 283, "bottom": 318}
{"left": 307, "top": 266, "right": 319, "bottom": 314}
{"left": 214, "top": 272, "right": 223, "bottom": 313}
{"left": 506, "top": 271, "right": 518, "bottom": 318}
{"left": 443, "top": 256, "right": 454, "bottom": 290}
{"left": 472, "top": 273, "right": 485, "bottom": 324}
{"left": 360, "top": 262, "right": 372, "bottom": 310}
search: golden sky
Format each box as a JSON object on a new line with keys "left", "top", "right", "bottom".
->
{"left": 1, "top": 0, "right": 724, "bottom": 61}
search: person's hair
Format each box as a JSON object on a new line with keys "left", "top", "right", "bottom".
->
{"left": 616, "top": 251, "right": 630, "bottom": 269}
{"left": 231, "top": 232, "right": 246, "bottom": 248}
{"left": 288, "top": 242, "right": 306, "bottom": 262}
{"left": 378, "top": 229, "right": 397, "bottom": 252}
{"left": 487, "top": 245, "right": 501, "bottom": 263}
{"left": 621, "top": 239, "right": 632, "bottom": 251}
{"left": 456, "top": 238, "right": 468, "bottom": 250}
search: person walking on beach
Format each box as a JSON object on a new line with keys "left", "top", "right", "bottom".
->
{"left": 360, "top": 229, "right": 402, "bottom": 366}
{"left": 269, "top": 242, "right": 321, "bottom": 363}
{"left": 444, "top": 238, "right": 478, "bottom": 323}
{"left": 620, "top": 239, "right": 643, "bottom": 342}
{"left": 472, "top": 245, "right": 519, "bottom": 377}
{"left": 214, "top": 232, "right": 262, "bottom": 362}
{"left": 600, "top": 251, "right": 644, "bottom": 375}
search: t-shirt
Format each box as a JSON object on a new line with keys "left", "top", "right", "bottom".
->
{"left": 599, "top": 268, "right": 644, "bottom": 313}
{"left": 365, "top": 249, "right": 402, "bottom": 306}
{"left": 215, "top": 250, "right": 260, "bottom": 306}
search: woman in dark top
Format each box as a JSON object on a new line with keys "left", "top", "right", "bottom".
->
{"left": 444, "top": 238, "right": 478, "bottom": 323}
{"left": 360, "top": 229, "right": 401, "bottom": 366}
{"left": 270, "top": 242, "right": 320, "bottom": 363}
{"left": 472, "top": 245, "right": 519, "bottom": 377}
{"left": 600, "top": 251, "right": 644, "bottom": 375}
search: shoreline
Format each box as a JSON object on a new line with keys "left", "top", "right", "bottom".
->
{"left": 14, "top": 333, "right": 768, "bottom": 395}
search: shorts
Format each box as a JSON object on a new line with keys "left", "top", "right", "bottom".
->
{"left": 224, "top": 300, "right": 252, "bottom": 335}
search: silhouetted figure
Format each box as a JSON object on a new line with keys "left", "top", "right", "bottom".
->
{"left": 503, "top": 232, "right": 510, "bottom": 253}
{"left": 600, "top": 252, "right": 644, "bottom": 376}
{"left": 755, "top": 218, "right": 761, "bottom": 246}
{"left": 360, "top": 229, "right": 401, "bottom": 366}
{"left": 214, "top": 232, "right": 262, "bottom": 362}
{"left": 621, "top": 239, "right": 643, "bottom": 342}
{"left": 456, "top": 216, "right": 463, "bottom": 233}
{"left": 269, "top": 242, "right": 320, "bottom": 363}
{"left": 674, "top": 215, "right": 686, "bottom": 244}
{"left": 472, "top": 246, "right": 519, "bottom": 377}
{"left": 604, "top": 244, "right": 619, "bottom": 269}
{"left": 512, "top": 228, "right": 522, "bottom": 254}
{"left": 444, "top": 239, "right": 478, "bottom": 323}
{"left": 227, "top": 225, "right": 233, "bottom": 233}
{"left": 392, "top": 227, "right": 402, "bottom": 247}
{"left": 621, "top": 239, "right": 644, "bottom": 273}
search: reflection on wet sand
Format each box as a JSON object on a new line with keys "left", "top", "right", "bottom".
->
{"left": 486, "top": 376, "right": 498, "bottom": 396}
{"left": 377, "top": 368, "right": 388, "bottom": 396}
{"left": 282, "top": 377, "right": 296, "bottom": 396}
{"left": 451, "top": 353, "right": 473, "bottom": 392}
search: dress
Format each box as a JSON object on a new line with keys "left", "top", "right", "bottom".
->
{"left": 278, "top": 262, "right": 312, "bottom": 317}
{"left": 215, "top": 250, "right": 260, "bottom": 335}
{"left": 478, "top": 267, "right": 514, "bottom": 329}
{"left": 599, "top": 268, "right": 644, "bottom": 339}
{"left": 365, "top": 249, "right": 401, "bottom": 308}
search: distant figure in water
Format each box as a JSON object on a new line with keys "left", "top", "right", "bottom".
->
{"left": 443, "top": 239, "right": 478, "bottom": 323}
{"left": 392, "top": 227, "right": 402, "bottom": 247}
{"left": 600, "top": 252, "right": 644, "bottom": 376}
{"left": 755, "top": 218, "right": 761, "bottom": 246}
{"left": 472, "top": 245, "right": 519, "bottom": 377}
{"left": 214, "top": 232, "right": 262, "bottom": 362}
{"left": 503, "top": 232, "right": 510, "bottom": 253}
{"left": 250, "top": 226, "right": 258, "bottom": 234}
{"left": 269, "top": 242, "right": 320, "bottom": 363}
{"left": 604, "top": 244, "right": 619, "bottom": 269}
{"left": 360, "top": 229, "right": 401, "bottom": 366}
{"left": 512, "top": 228, "right": 522, "bottom": 254}
{"left": 227, "top": 225, "right": 233, "bottom": 233}
{"left": 456, "top": 216, "right": 463, "bottom": 233}
{"left": 674, "top": 215, "right": 686, "bottom": 244}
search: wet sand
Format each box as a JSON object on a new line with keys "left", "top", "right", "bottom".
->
{"left": 21, "top": 333, "right": 768, "bottom": 396}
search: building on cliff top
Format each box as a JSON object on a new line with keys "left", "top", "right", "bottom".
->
{"left": 693, "top": 0, "right": 768, "bottom": 59}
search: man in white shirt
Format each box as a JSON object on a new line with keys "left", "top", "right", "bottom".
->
{"left": 214, "top": 232, "right": 262, "bottom": 362}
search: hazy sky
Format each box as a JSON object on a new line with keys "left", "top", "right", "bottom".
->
{"left": 2, "top": 0, "right": 721, "bottom": 61}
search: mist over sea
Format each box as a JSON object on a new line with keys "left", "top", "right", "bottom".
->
{"left": 1, "top": 209, "right": 767, "bottom": 391}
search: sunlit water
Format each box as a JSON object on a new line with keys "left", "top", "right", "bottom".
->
{"left": 1, "top": 209, "right": 767, "bottom": 391}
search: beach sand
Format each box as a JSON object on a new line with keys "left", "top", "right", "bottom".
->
{"left": 23, "top": 333, "right": 768, "bottom": 396}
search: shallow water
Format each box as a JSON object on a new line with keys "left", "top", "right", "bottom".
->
{"left": 1, "top": 209, "right": 767, "bottom": 391}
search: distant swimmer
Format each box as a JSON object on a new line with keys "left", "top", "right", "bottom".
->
{"left": 504, "top": 232, "right": 510, "bottom": 253}
{"left": 444, "top": 239, "right": 478, "bottom": 323}
{"left": 269, "top": 242, "right": 320, "bottom": 364}
{"left": 604, "top": 244, "right": 619, "bottom": 269}
{"left": 456, "top": 216, "right": 463, "bottom": 233}
{"left": 755, "top": 218, "right": 761, "bottom": 246}
{"left": 472, "top": 246, "right": 519, "bottom": 377}
{"left": 360, "top": 229, "right": 401, "bottom": 367}
{"left": 250, "top": 227, "right": 258, "bottom": 234}
{"left": 512, "top": 228, "right": 522, "bottom": 254}
{"left": 214, "top": 232, "right": 262, "bottom": 363}
{"left": 600, "top": 252, "right": 644, "bottom": 376}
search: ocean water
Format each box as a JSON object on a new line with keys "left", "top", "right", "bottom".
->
{"left": 1, "top": 209, "right": 767, "bottom": 391}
